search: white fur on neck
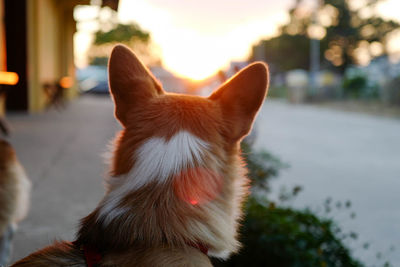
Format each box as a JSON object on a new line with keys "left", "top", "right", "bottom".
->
{"left": 128, "top": 130, "right": 209, "bottom": 190}
{"left": 98, "top": 130, "right": 210, "bottom": 223}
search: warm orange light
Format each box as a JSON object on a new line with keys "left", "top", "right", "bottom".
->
{"left": 171, "top": 63, "right": 220, "bottom": 81}
{"left": 190, "top": 200, "right": 199, "bottom": 205}
{"left": 0, "top": 72, "right": 19, "bottom": 85}
{"left": 59, "top": 76, "right": 73, "bottom": 89}
{"left": 173, "top": 167, "right": 223, "bottom": 206}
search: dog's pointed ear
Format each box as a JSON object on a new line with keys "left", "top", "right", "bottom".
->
{"left": 209, "top": 62, "right": 269, "bottom": 142}
{"left": 108, "top": 44, "right": 163, "bottom": 126}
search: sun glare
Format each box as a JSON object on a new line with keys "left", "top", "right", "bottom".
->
{"left": 178, "top": 62, "right": 221, "bottom": 81}
{"left": 145, "top": 17, "right": 284, "bottom": 81}
{"left": 164, "top": 46, "right": 227, "bottom": 81}
{"left": 116, "top": 0, "right": 287, "bottom": 81}
{"left": 74, "top": 0, "right": 400, "bottom": 80}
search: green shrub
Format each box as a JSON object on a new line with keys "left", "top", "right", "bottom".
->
{"left": 213, "top": 197, "right": 363, "bottom": 267}
{"left": 267, "top": 86, "right": 288, "bottom": 99}
{"left": 241, "top": 142, "right": 288, "bottom": 193}
{"left": 342, "top": 75, "right": 368, "bottom": 98}
{"left": 211, "top": 144, "right": 364, "bottom": 266}
{"left": 342, "top": 70, "right": 379, "bottom": 99}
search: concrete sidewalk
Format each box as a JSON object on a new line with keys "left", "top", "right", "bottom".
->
{"left": 8, "top": 95, "right": 119, "bottom": 262}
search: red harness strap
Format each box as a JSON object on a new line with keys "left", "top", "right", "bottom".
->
{"left": 82, "top": 244, "right": 102, "bottom": 267}
{"left": 73, "top": 242, "right": 102, "bottom": 267}
{"left": 74, "top": 241, "right": 207, "bottom": 266}
{"left": 188, "top": 242, "right": 209, "bottom": 255}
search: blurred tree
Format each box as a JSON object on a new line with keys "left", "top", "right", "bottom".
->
{"left": 252, "top": 0, "right": 399, "bottom": 73}
{"left": 89, "top": 23, "right": 161, "bottom": 66}
{"left": 93, "top": 23, "right": 150, "bottom": 45}
{"left": 252, "top": 34, "right": 327, "bottom": 73}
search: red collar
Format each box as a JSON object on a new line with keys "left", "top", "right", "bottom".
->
{"left": 73, "top": 242, "right": 102, "bottom": 267}
{"left": 188, "top": 242, "right": 209, "bottom": 255}
{"left": 82, "top": 244, "right": 102, "bottom": 267}
{"left": 74, "top": 241, "right": 208, "bottom": 266}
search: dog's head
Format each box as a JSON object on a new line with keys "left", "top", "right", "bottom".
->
{"left": 108, "top": 44, "right": 268, "bottom": 173}
{"left": 96, "top": 44, "right": 268, "bottom": 256}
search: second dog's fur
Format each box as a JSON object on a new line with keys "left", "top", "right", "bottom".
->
{"left": 0, "top": 140, "right": 31, "bottom": 266}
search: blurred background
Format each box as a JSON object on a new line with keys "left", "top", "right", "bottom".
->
{"left": 0, "top": 0, "right": 399, "bottom": 266}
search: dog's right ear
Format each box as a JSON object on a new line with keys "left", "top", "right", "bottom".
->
{"left": 209, "top": 62, "right": 269, "bottom": 142}
{"left": 108, "top": 44, "right": 163, "bottom": 126}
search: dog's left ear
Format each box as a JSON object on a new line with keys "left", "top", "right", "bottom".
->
{"left": 209, "top": 62, "right": 269, "bottom": 142}
{"left": 108, "top": 44, "right": 163, "bottom": 126}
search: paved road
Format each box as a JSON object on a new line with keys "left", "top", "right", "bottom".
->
{"left": 254, "top": 100, "right": 400, "bottom": 266}
{"left": 7, "top": 96, "right": 400, "bottom": 266}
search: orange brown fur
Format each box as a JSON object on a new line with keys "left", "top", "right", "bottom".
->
{"left": 0, "top": 140, "right": 17, "bottom": 235}
{"left": 8, "top": 241, "right": 85, "bottom": 267}
{"left": 0, "top": 140, "right": 30, "bottom": 235}
{"left": 0, "top": 140, "right": 31, "bottom": 266}
{"left": 12, "top": 44, "right": 268, "bottom": 266}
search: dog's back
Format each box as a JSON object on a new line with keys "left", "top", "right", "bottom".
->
{"left": 13, "top": 243, "right": 210, "bottom": 267}
{"left": 12, "top": 45, "right": 268, "bottom": 267}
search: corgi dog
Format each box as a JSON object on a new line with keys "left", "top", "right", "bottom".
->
{"left": 0, "top": 140, "right": 31, "bottom": 266}
{"left": 12, "top": 45, "right": 268, "bottom": 267}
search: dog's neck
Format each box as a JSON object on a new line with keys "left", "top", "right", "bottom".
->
{"left": 98, "top": 130, "right": 211, "bottom": 223}
{"left": 77, "top": 130, "right": 248, "bottom": 259}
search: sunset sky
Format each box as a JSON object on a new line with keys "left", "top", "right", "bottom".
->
{"left": 74, "top": 0, "right": 400, "bottom": 80}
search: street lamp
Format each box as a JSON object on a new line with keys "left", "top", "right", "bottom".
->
{"left": 0, "top": 71, "right": 19, "bottom": 85}
{"left": 308, "top": 0, "right": 324, "bottom": 99}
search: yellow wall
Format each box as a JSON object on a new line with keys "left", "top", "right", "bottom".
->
{"left": 60, "top": 7, "right": 79, "bottom": 100}
{"left": 27, "top": 0, "right": 42, "bottom": 112}
{"left": 28, "top": 0, "right": 59, "bottom": 112}
{"left": 27, "top": 0, "right": 85, "bottom": 112}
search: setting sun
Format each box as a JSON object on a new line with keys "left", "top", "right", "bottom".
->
{"left": 165, "top": 46, "right": 224, "bottom": 81}
{"left": 116, "top": 0, "right": 289, "bottom": 80}
{"left": 74, "top": 0, "right": 290, "bottom": 80}
{"left": 74, "top": 0, "right": 400, "bottom": 81}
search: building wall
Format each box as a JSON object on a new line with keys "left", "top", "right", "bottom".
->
{"left": 60, "top": 6, "right": 79, "bottom": 101}
{"left": 27, "top": 0, "right": 80, "bottom": 112}
{"left": 4, "top": 0, "right": 28, "bottom": 111}
{"left": 2, "top": 0, "right": 114, "bottom": 113}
